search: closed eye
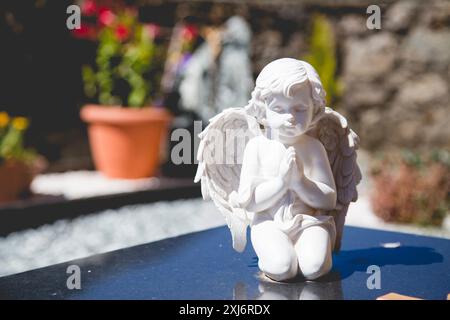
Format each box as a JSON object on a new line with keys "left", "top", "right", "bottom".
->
{"left": 271, "top": 106, "right": 284, "bottom": 113}
{"left": 292, "top": 105, "right": 308, "bottom": 112}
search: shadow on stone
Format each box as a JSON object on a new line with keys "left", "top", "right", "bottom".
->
{"left": 333, "top": 246, "right": 443, "bottom": 279}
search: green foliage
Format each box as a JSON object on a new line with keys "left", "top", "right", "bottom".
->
{"left": 401, "top": 148, "right": 450, "bottom": 169}
{"left": 82, "top": 11, "right": 159, "bottom": 108}
{"left": 303, "top": 14, "right": 341, "bottom": 105}
{"left": 0, "top": 112, "right": 36, "bottom": 164}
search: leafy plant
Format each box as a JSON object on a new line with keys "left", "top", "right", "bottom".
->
{"left": 370, "top": 150, "right": 450, "bottom": 226}
{"left": 0, "top": 112, "right": 36, "bottom": 164}
{"left": 77, "top": 2, "right": 163, "bottom": 108}
{"left": 303, "top": 14, "right": 342, "bottom": 105}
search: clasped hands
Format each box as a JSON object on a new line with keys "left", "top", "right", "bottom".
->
{"left": 278, "top": 146, "right": 304, "bottom": 189}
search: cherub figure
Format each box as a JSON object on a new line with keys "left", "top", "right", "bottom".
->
{"left": 195, "top": 58, "right": 361, "bottom": 281}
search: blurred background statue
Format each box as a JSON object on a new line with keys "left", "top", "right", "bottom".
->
{"left": 179, "top": 16, "right": 254, "bottom": 121}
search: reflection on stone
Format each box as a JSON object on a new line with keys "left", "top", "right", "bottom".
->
{"left": 234, "top": 271, "right": 343, "bottom": 300}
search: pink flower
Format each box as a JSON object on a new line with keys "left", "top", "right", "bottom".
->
{"left": 144, "top": 23, "right": 160, "bottom": 39}
{"left": 98, "top": 7, "right": 116, "bottom": 26}
{"left": 182, "top": 24, "right": 198, "bottom": 42}
{"left": 115, "top": 24, "right": 129, "bottom": 41}
{"left": 81, "top": 0, "right": 97, "bottom": 16}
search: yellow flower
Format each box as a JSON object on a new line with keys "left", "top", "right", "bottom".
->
{"left": 12, "top": 117, "right": 29, "bottom": 131}
{"left": 0, "top": 112, "right": 9, "bottom": 128}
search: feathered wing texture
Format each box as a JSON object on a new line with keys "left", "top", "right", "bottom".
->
{"left": 310, "top": 107, "right": 362, "bottom": 252}
{"left": 194, "top": 107, "right": 261, "bottom": 252}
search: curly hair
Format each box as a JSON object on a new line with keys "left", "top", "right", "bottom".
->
{"left": 245, "top": 58, "right": 326, "bottom": 128}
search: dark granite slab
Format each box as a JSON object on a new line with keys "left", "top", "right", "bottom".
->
{"left": 0, "top": 226, "right": 448, "bottom": 300}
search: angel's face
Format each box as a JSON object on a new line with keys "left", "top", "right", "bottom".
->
{"left": 264, "top": 82, "right": 315, "bottom": 138}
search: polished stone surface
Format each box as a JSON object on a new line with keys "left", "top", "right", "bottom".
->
{"left": 0, "top": 226, "right": 448, "bottom": 300}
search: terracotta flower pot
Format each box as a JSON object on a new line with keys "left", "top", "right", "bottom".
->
{"left": 0, "top": 157, "right": 46, "bottom": 203}
{"left": 80, "top": 105, "right": 172, "bottom": 179}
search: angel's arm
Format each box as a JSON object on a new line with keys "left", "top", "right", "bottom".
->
{"left": 237, "top": 139, "right": 288, "bottom": 213}
{"left": 291, "top": 140, "right": 337, "bottom": 210}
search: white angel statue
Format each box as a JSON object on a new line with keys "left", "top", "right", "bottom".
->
{"left": 195, "top": 58, "right": 361, "bottom": 281}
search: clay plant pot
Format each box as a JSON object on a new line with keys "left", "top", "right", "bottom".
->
{"left": 0, "top": 157, "right": 46, "bottom": 203}
{"left": 80, "top": 105, "right": 172, "bottom": 179}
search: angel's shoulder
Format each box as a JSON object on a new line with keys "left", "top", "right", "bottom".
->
{"left": 241, "top": 136, "right": 260, "bottom": 157}
{"left": 246, "top": 135, "right": 266, "bottom": 150}
{"left": 299, "top": 134, "right": 326, "bottom": 152}
{"left": 296, "top": 135, "right": 328, "bottom": 165}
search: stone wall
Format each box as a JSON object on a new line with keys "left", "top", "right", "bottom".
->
{"left": 336, "top": 0, "right": 450, "bottom": 151}
{"left": 250, "top": 0, "right": 450, "bottom": 151}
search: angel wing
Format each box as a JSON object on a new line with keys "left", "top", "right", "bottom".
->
{"left": 194, "top": 107, "right": 262, "bottom": 252}
{"left": 309, "top": 107, "right": 362, "bottom": 252}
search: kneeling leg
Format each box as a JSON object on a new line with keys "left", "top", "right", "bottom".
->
{"left": 251, "top": 220, "right": 298, "bottom": 281}
{"left": 295, "top": 225, "right": 332, "bottom": 280}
